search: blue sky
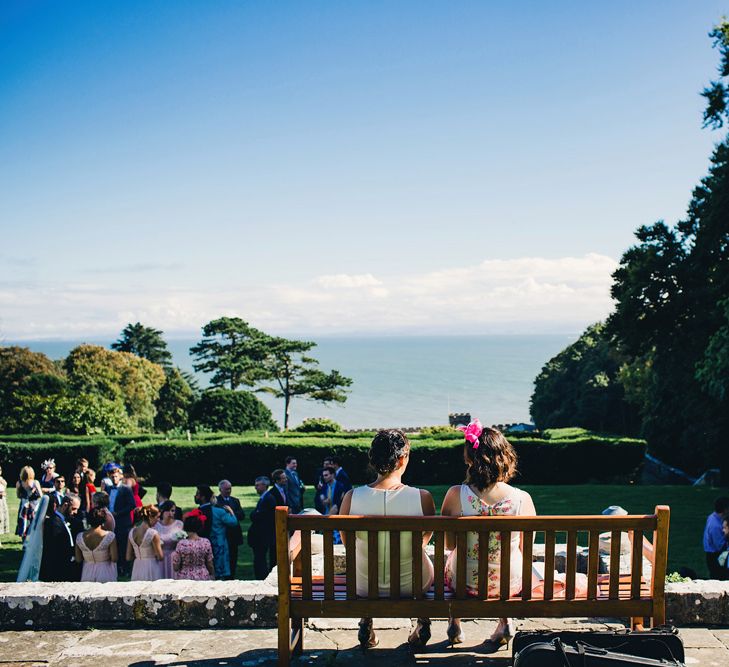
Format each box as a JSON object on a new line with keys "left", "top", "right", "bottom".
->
{"left": 0, "top": 1, "right": 726, "bottom": 339}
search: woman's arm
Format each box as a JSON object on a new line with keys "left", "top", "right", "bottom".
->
{"left": 152, "top": 533, "right": 164, "bottom": 560}
{"left": 109, "top": 536, "right": 118, "bottom": 563}
{"left": 172, "top": 549, "right": 181, "bottom": 572}
{"left": 518, "top": 490, "right": 537, "bottom": 551}
{"left": 419, "top": 489, "right": 436, "bottom": 545}
{"left": 205, "top": 542, "right": 215, "bottom": 576}
{"left": 74, "top": 542, "right": 83, "bottom": 564}
{"left": 126, "top": 534, "right": 134, "bottom": 562}
{"left": 15, "top": 482, "right": 21, "bottom": 499}
{"left": 440, "top": 486, "right": 461, "bottom": 550}
{"left": 337, "top": 490, "right": 354, "bottom": 547}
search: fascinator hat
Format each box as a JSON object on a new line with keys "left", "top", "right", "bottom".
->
{"left": 457, "top": 419, "right": 484, "bottom": 449}
{"left": 41, "top": 458, "right": 56, "bottom": 471}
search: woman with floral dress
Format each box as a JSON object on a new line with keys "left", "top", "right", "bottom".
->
{"left": 441, "top": 420, "right": 536, "bottom": 653}
{"left": 173, "top": 511, "right": 214, "bottom": 580}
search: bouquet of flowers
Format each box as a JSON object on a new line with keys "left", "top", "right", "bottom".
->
{"left": 173, "top": 530, "right": 188, "bottom": 541}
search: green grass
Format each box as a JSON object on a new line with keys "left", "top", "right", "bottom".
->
{"left": 1, "top": 484, "right": 721, "bottom": 581}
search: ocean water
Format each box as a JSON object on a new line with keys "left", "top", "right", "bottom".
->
{"left": 8, "top": 335, "right": 575, "bottom": 429}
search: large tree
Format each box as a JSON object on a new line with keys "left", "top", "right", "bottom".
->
{"left": 530, "top": 323, "right": 640, "bottom": 434}
{"left": 191, "top": 317, "right": 352, "bottom": 429}
{"left": 190, "top": 317, "right": 269, "bottom": 390}
{"left": 64, "top": 345, "right": 166, "bottom": 431}
{"left": 112, "top": 322, "right": 172, "bottom": 367}
{"left": 256, "top": 336, "right": 352, "bottom": 430}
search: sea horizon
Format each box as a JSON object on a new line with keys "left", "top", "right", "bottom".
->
{"left": 6, "top": 334, "right": 576, "bottom": 429}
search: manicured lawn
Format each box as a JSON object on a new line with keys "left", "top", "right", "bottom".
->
{"left": 0, "top": 484, "right": 722, "bottom": 581}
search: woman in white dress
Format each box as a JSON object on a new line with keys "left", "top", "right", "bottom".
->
{"left": 441, "top": 420, "right": 536, "bottom": 652}
{"left": 126, "top": 504, "right": 164, "bottom": 581}
{"left": 75, "top": 507, "right": 118, "bottom": 582}
{"left": 339, "top": 429, "right": 435, "bottom": 649}
{"left": 154, "top": 500, "right": 183, "bottom": 578}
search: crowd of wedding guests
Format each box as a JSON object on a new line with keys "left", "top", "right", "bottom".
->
{"left": 3, "top": 451, "right": 355, "bottom": 585}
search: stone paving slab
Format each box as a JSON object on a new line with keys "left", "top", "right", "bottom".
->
{"left": 0, "top": 621, "right": 727, "bottom": 666}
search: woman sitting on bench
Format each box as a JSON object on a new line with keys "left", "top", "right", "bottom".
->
{"left": 441, "top": 420, "right": 536, "bottom": 652}
{"left": 339, "top": 429, "right": 436, "bottom": 650}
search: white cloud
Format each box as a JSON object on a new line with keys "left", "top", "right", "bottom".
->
{"left": 0, "top": 254, "right": 618, "bottom": 339}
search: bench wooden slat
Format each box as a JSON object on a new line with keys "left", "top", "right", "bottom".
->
{"left": 434, "top": 531, "right": 445, "bottom": 600}
{"left": 521, "top": 531, "right": 532, "bottom": 601}
{"left": 287, "top": 515, "right": 658, "bottom": 532}
{"left": 324, "top": 531, "right": 334, "bottom": 600}
{"left": 588, "top": 530, "right": 600, "bottom": 600}
{"left": 412, "top": 531, "right": 422, "bottom": 599}
{"left": 367, "top": 531, "right": 378, "bottom": 600}
{"left": 456, "top": 531, "right": 467, "bottom": 599}
{"left": 345, "top": 530, "right": 356, "bottom": 600}
{"left": 480, "top": 531, "right": 491, "bottom": 599}
{"left": 390, "top": 530, "right": 400, "bottom": 599}
{"left": 301, "top": 529, "right": 312, "bottom": 600}
{"left": 544, "top": 531, "right": 556, "bottom": 601}
{"left": 500, "top": 531, "right": 511, "bottom": 601}
{"left": 565, "top": 531, "right": 577, "bottom": 600}
{"left": 609, "top": 530, "right": 621, "bottom": 600}
{"left": 631, "top": 529, "right": 643, "bottom": 600}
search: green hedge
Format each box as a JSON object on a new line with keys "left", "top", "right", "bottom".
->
{"left": 0, "top": 440, "right": 120, "bottom": 483}
{"left": 122, "top": 436, "right": 645, "bottom": 486}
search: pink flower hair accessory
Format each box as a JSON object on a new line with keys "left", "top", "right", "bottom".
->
{"left": 457, "top": 419, "right": 484, "bottom": 448}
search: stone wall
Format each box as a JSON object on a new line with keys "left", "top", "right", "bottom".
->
{"left": 0, "top": 578, "right": 727, "bottom": 630}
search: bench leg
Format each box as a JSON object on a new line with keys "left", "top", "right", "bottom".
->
{"left": 278, "top": 615, "right": 291, "bottom": 666}
{"left": 292, "top": 616, "right": 304, "bottom": 655}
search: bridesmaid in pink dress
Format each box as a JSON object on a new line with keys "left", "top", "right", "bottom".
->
{"left": 75, "top": 508, "right": 118, "bottom": 582}
{"left": 127, "top": 505, "right": 164, "bottom": 581}
{"left": 173, "top": 510, "right": 215, "bottom": 580}
{"left": 154, "top": 501, "right": 183, "bottom": 579}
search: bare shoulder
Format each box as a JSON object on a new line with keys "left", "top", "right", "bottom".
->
{"left": 514, "top": 487, "right": 536, "bottom": 514}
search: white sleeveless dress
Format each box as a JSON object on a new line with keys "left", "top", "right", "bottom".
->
{"left": 444, "top": 484, "right": 524, "bottom": 597}
{"left": 77, "top": 531, "right": 118, "bottom": 583}
{"left": 130, "top": 527, "right": 164, "bottom": 581}
{"left": 349, "top": 485, "right": 435, "bottom": 598}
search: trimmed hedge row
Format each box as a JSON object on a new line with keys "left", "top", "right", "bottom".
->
{"left": 123, "top": 436, "right": 646, "bottom": 486}
{"left": 0, "top": 441, "right": 120, "bottom": 483}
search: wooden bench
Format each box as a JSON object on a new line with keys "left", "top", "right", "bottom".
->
{"left": 275, "top": 505, "right": 670, "bottom": 666}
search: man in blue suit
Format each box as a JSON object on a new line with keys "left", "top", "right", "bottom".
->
{"left": 284, "top": 456, "right": 305, "bottom": 514}
{"left": 107, "top": 464, "right": 136, "bottom": 576}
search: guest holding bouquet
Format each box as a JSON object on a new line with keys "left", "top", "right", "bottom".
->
{"left": 154, "top": 500, "right": 184, "bottom": 578}
{"left": 173, "top": 510, "right": 214, "bottom": 580}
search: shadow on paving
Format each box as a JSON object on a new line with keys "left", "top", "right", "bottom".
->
{"left": 127, "top": 641, "right": 514, "bottom": 666}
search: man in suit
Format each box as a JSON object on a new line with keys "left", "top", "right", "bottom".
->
{"left": 327, "top": 456, "right": 352, "bottom": 493}
{"left": 217, "top": 479, "right": 245, "bottom": 579}
{"left": 248, "top": 469, "right": 288, "bottom": 579}
{"left": 39, "top": 495, "right": 77, "bottom": 581}
{"left": 107, "top": 465, "right": 136, "bottom": 576}
{"left": 50, "top": 475, "right": 66, "bottom": 507}
{"left": 318, "top": 466, "right": 345, "bottom": 516}
{"left": 284, "top": 456, "right": 305, "bottom": 514}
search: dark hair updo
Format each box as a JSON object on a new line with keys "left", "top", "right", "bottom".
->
{"left": 87, "top": 507, "right": 108, "bottom": 528}
{"left": 369, "top": 429, "right": 410, "bottom": 475}
{"left": 134, "top": 504, "right": 160, "bottom": 525}
{"left": 183, "top": 514, "right": 203, "bottom": 534}
{"left": 464, "top": 427, "right": 518, "bottom": 491}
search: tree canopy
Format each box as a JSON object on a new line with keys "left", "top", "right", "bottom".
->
{"left": 531, "top": 21, "right": 729, "bottom": 475}
{"left": 191, "top": 317, "right": 352, "bottom": 429}
{"left": 112, "top": 322, "right": 172, "bottom": 367}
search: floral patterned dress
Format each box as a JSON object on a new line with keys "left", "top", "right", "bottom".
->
{"left": 445, "top": 484, "right": 524, "bottom": 597}
{"left": 172, "top": 537, "right": 214, "bottom": 580}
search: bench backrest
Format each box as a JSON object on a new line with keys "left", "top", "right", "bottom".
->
{"left": 276, "top": 505, "right": 669, "bottom": 612}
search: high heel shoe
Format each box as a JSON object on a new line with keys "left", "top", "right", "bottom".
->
{"left": 358, "top": 618, "right": 378, "bottom": 649}
{"left": 446, "top": 620, "right": 465, "bottom": 646}
{"left": 481, "top": 623, "right": 514, "bottom": 654}
{"left": 407, "top": 618, "right": 432, "bottom": 648}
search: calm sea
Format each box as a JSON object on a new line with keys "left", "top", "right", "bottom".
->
{"left": 8, "top": 335, "right": 575, "bottom": 429}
